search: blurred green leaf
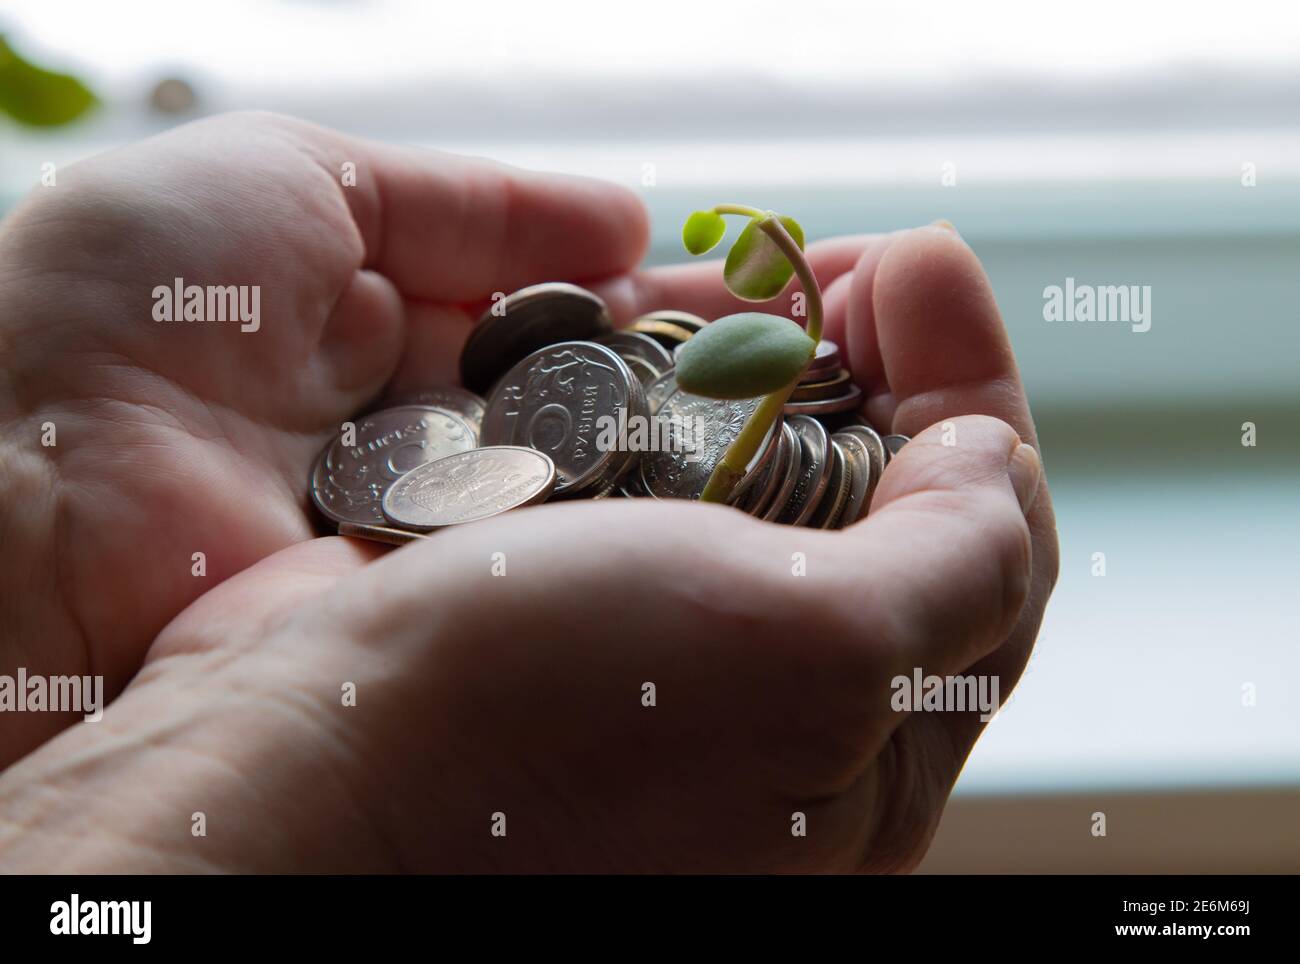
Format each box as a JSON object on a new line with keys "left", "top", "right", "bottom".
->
{"left": 723, "top": 215, "right": 805, "bottom": 301}
{"left": 682, "top": 210, "right": 726, "bottom": 255}
{"left": 675, "top": 312, "right": 814, "bottom": 399}
{"left": 0, "top": 35, "right": 98, "bottom": 127}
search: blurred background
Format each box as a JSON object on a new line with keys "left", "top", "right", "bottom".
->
{"left": 1, "top": 0, "right": 1296, "bottom": 871}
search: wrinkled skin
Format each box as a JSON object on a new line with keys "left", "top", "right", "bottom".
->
{"left": 0, "top": 113, "right": 1057, "bottom": 872}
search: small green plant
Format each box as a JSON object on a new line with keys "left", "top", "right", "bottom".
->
{"left": 676, "top": 204, "right": 822, "bottom": 503}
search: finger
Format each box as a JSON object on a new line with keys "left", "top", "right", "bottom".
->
{"left": 312, "top": 131, "right": 650, "bottom": 302}
{"left": 869, "top": 225, "right": 1031, "bottom": 443}
{"left": 867, "top": 223, "right": 1058, "bottom": 669}
{"left": 593, "top": 234, "right": 878, "bottom": 325}
{"left": 830, "top": 415, "right": 1040, "bottom": 682}
{"left": 851, "top": 227, "right": 1060, "bottom": 805}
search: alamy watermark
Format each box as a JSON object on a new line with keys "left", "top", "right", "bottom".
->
{"left": 0, "top": 668, "right": 104, "bottom": 722}
{"left": 595, "top": 407, "right": 707, "bottom": 461}
{"left": 152, "top": 277, "right": 261, "bottom": 332}
{"left": 1043, "top": 277, "right": 1151, "bottom": 333}
{"left": 891, "top": 668, "right": 1000, "bottom": 722}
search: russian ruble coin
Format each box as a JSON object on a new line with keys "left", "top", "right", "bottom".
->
{"left": 631, "top": 317, "right": 694, "bottom": 350}
{"left": 784, "top": 381, "right": 863, "bottom": 417}
{"left": 644, "top": 370, "right": 678, "bottom": 415}
{"left": 775, "top": 415, "right": 832, "bottom": 526}
{"left": 799, "top": 338, "right": 841, "bottom": 383}
{"left": 790, "top": 369, "right": 853, "bottom": 402}
{"left": 338, "top": 521, "right": 427, "bottom": 546}
{"left": 882, "top": 433, "right": 911, "bottom": 461}
{"left": 596, "top": 330, "right": 674, "bottom": 387}
{"left": 832, "top": 424, "right": 886, "bottom": 528}
{"left": 760, "top": 421, "right": 803, "bottom": 522}
{"left": 382, "top": 386, "right": 487, "bottom": 441}
{"left": 741, "top": 419, "right": 795, "bottom": 518}
{"left": 459, "top": 283, "right": 613, "bottom": 394}
{"left": 481, "top": 341, "right": 645, "bottom": 497}
{"left": 311, "top": 405, "right": 476, "bottom": 526}
{"left": 640, "top": 389, "right": 779, "bottom": 500}
{"left": 728, "top": 415, "right": 785, "bottom": 508}
{"left": 807, "top": 439, "right": 852, "bottom": 529}
{"left": 382, "top": 446, "right": 556, "bottom": 532}
{"left": 638, "top": 309, "right": 707, "bottom": 334}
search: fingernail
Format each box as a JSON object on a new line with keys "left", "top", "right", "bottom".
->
{"left": 1007, "top": 443, "right": 1042, "bottom": 515}
{"left": 930, "top": 219, "right": 960, "bottom": 237}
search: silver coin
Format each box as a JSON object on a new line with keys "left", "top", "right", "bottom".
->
{"left": 631, "top": 316, "right": 695, "bottom": 350}
{"left": 728, "top": 414, "right": 785, "bottom": 507}
{"left": 776, "top": 415, "right": 832, "bottom": 526}
{"left": 382, "top": 386, "right": 486, "bottom": 440}
{"left": 337, "top": 521, "right": 427, "bottom": 546}
{"left": 742, "top": 419, "right": 794, "bottom": 518}
{"left": 382, "top": 446, "right": 556, "bottom": 531}
{"left": 761, "top": 421, "right": 803, "bottom": 522}
{"left": 784, "top": 382, "right": 863, "bottom": 417}
{"left": 808, "top": 439, "right": 852, "bottom": 529}
{"left": 310, "top": 405, "right": 476, "bottom": 526}
{"left": 596, "top": 331, "right": 675, "bottom": 387}
{"left": 640, "top": 389, "right": 778, "bottom": 500}
{"left": 644, "top": 370, "right": 679, "bottom": 415}
{"left": 882, "top": 433, "right": 911, "bottom": 460}
{"left": 832, "top": 424, "right": 886, "bottom": 528}
{"left": 481, "top": 341, "right": 644, "bottom": 497}
{"left": 800, "top": 338, "right": 841, "bottom": 383}
{"left": 635, "top": 309, "right": 708, "bottom": 334}
{"left": 459, "top": 283, "right": 613, "bottom": 394}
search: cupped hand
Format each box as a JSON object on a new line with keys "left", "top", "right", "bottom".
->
{"left": 0, "top": 195, "right": 1058, "bottom": 870}
{"left": 0, "top": 110, "right": 653, "bottom": 764}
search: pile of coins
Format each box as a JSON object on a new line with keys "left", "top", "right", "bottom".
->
{"left": 309, "top": 283, "right": 910, "bottom": 544}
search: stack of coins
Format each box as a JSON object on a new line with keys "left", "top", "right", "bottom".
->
{"left": 308, "top": 282, "right": 910, "bottom": 544}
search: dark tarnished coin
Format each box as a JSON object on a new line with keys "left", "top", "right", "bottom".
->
{"left": 807, "top": 439, "right": 852, "bottom": 529}
{"left": 596, "top": 331, "right": 674, "bottom": 387}
{"left": 760, "top": 421, "right": 803, "bottom": 522}
{"left": 481, "top": 341, "right": 644, "bottom": 496}
{"left": 832, "top": 424, "right": 886, "bottom": 528}
{"left": 382, "top": 446, "right": 556, "bottom": 531}
{"left": 382, "top": 386, "right": 487, "bottom": 440}
{"left": 338, "top": 521, "right": 427, "bottom": 546}
{"left": 640, "top": 389, "right": 778, "bottom": 500}
{"left": 311, "top": 405, "right": 476, "bottom": 526}
{"left": 459, "top": 283, "right": 613, "bottom": 394}
{"left": 776, "top": 415, "right": 832, "bottom": 526}
{"left": 784, "top": 382, "right": 863, "bottom": 417}
{"left": 882, "top": 433, "right": 911, "bottom": 460}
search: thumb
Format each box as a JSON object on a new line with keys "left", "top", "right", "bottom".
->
{"left": 840, "top": 414, "right": 1040, "bottom": 679}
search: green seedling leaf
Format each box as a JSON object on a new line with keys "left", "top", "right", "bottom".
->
{"left": 675, "top": 312, "right": 814, "bottom": 399}
{"left": 0, "top": 36, "right": 98, "bottom": 127}
{"left": 682, "top": 210, "right": 726, "bottom": 255}
{"left": 723, "top": 215, "right": 805, "bottom": 301}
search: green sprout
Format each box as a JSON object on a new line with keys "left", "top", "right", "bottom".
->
{"left": 676, "top": 204, "right": 822, "bottom": 504}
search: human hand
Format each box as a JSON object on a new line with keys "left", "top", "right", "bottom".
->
{"left": 0, "top": 210, "right": 1058, "bottom": 871}
{"left": 0, "top": 110, "right": 653, "bottom": 765}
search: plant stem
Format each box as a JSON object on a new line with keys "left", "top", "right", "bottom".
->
{"left": 712, "top": 203, "right": 766, "bottom": 220}
{"left": 698, "top": 211, "right": 824, "bottom": 504}
{"left": 699, "top": 380, "right": 797, "bottom": 503}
